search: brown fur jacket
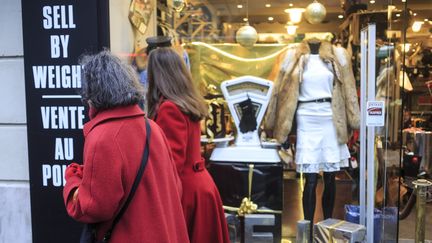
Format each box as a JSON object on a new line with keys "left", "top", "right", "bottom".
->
{"left": 263, "top": 41, "right": 360, "bottom": 144}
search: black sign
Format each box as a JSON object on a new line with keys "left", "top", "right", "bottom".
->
{"left": 21, "top": 1, "right": 107, "bottom": 242}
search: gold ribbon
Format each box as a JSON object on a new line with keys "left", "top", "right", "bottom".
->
{"left": 237, "top": 197, "right": 258, "bottom": 216}
{"left": 223, "top": 205, "right": 282, "bottom": 215}
{"left": 223, "top": 164, "right": 282, "bottom": 216}
{"left": 248, "top": 164, "right": 253, "bottom": 199}
{"left": 327, "top": 220, "right": 346, "bottom": 243}
{"left": 237, "top": 164, "right": 258, "bottom": 216}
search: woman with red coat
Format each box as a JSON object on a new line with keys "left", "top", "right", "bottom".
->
{"left": 147, "top": 47, "right": 229, "bottom": 243}
{"left": 63, "top": 51, "right": 189, "bottom": 243}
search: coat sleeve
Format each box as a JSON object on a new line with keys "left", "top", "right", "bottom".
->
{"left": 334, "top": 46, "right": 360, "bottom": 130}
{"left": 263, "top": 48, "right": 295, "bottom": 132}
{"left": 263, "top": 67, "right": 284, "bottom": 131}
{"left": 155, "top": 102, "right": 188, "bottom": 175}
{"left": 63, "top": 132, "right": 125, "bottom": 223}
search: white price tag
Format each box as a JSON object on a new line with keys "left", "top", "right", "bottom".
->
{"left": 366, "top": 101, "right": 385, "bottom": 127}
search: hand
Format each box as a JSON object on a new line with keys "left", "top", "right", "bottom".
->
{"left": 65, "top": 163, "right": 83, "bottom": 179}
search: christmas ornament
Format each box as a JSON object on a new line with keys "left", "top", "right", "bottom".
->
{"left": 304, "top": 0, "right": 327, "bottom": 24}
{"left": 173, "top": 0, "right": 186, "bottom": 12}
{"left": 236, "top": 23, "right": 258, "bottom": 48}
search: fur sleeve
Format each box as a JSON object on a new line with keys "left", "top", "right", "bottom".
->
{"left": 333, "top": 46, "right": 360, "bottom": 129}
{"left": 264, "top": 48, "right": 296, "bottom": 131}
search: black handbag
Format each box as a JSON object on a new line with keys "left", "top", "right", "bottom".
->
{"left": 80, "top": 118, "right": 152, "bottom": 243}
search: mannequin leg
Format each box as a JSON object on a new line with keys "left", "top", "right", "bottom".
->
{"left": 322, "top": 172, "right": 336, "bottom": 219}
{"left": 303, "top": 173, "right": 318, "bottom": 221}
{"left": 303, "top": 173, "right": 318, "bottom": 240}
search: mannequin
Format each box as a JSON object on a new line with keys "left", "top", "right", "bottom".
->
{"left": 263, "top": 39, "right": 360, "bottom": 240}
{"left": 301, "top": 40, "right": 336, "bottom": 222}
{"left": 299, "top": 40, "right": 341, "bottom": 239}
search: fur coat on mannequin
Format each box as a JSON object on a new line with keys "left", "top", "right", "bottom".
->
{"left": 264, "top": 40, "right": 360, "bottom": 144}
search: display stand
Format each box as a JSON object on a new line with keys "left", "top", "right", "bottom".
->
{"left": 208, "top": 76, "right": 282, "bottom": 243}
{"left": 210, "top": 76, "right": 280, "bottom": 163}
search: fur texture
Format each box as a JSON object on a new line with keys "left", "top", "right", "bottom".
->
{"left": 264, "top": 41, "right": 360, "bottom": 144}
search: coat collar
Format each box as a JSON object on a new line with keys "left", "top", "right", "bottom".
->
{"left": 284, "top": 39, "right": 343, "bottom": 84}
{"left": 83, "top": 104, "right": 145, "bottom": 136}
{"left": 296, "top": 39, "right": 335, "bottom": 63}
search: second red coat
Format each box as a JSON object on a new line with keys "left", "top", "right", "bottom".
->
{"left": 155, "top": 100, "right": 230, "bottom": 243}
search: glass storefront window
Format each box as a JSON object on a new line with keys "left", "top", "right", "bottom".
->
{"left": 397, "top": 0, "right": 432, "bottom": 241}
{"left": 106, "top": 0, "right": 431, "bottom": 242}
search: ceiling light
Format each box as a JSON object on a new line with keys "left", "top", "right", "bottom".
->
{"left": 289, "top": 3, "right": 293, "bottom": 7}
{"left": 243, "top": 18, "right": 248, "bottom": 22}
{"left": 396, "top": 13, "right": 401, "bottom": 17}
{"left": 370, "top": 0, "right": 375, "bottom": 3}
{"left": 413, "top": 13, "right": 417, "bottom": 16}
{"left": 237, "top": 4, "right": 243, "bottom": 8}
{"left": 402, "top": 0, "right": 406, "bottom": 2}
{"left": 286, "top": 24, "right": 298, "bottom": 35}
{"left": 285, "top": 8, "right": 305, "bottom": 24}
{"left": 265, "top": 4, "right": 271, "bottom": 7}
{"left": 268, "top": 17, "right": 274, "bottom": 21}
{"left": 425, "top": 19, "right": 429, "bottom": 22}
{"left": 338, "top": 15, "right": 344, "bottom": 19}
{"left": 412, "top": 21, "right": 423, "bottom": 32}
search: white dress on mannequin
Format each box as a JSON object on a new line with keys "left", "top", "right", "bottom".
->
{"left": 295, "top": 54, "right": 350, "bottom": 173}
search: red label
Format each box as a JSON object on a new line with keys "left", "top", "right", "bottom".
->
{"left": 367, "top": 107, "right": 382, "bottom": 115}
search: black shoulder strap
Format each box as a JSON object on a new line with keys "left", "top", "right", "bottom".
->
{"left": 102, "top": 118, "right": 152, "bottom": 242}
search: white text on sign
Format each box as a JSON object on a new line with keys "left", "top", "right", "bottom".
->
{"left": 41, "top": 106, "right": 85, "bottom": 129}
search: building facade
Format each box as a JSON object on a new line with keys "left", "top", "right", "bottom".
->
{"left": 0, "top": 0, "right": 32, "bottom": 242}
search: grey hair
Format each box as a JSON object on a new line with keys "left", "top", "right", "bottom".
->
{"left": 79, "top": 50, "right": 144, "bottom": 110}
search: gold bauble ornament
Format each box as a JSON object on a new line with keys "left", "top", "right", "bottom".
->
{"left": 304, "top": 0, "right": 327, "bottom": 24}
{"left": 235, "top": 23, "right": 258, "bottom": 48}
{"left": 173, "top": 0, "right": 186, "bottom": 12}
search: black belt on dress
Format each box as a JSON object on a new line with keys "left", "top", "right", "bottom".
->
{"left": 298, "top": 97, "right": 332, "bottom": 103}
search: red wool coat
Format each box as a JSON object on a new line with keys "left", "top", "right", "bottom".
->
{"left": 63, "top": 105, "right": 189, "bottom": 243}
{"left": 155, "top": 101, "right": 229, "bottom": 243}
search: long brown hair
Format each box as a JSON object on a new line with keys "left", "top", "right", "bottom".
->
{"left": 146, "top": 47, "right": 207, "bottom": 121}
